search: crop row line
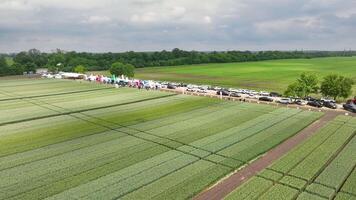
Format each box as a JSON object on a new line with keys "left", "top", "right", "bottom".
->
{"left": 255, "top": 174, "right": 329, "bottom": 199}
{"left": 292, "top": 131, "right": 356, "bottom": 200}
{"left": 11, "top": 92, "right": 245, "bottom": 165}
{"left": 0, "top": 79, "right": 66, "bottom": 88}
{"left": 71, "top": 105, "right": 299, "bottom": 168}
{"left": 103, "top": 156, "right": 200, "bottom": 200}
{"left": 330, "top": 162, "right": 356, "bottom": 199}
{"left": 0, "top": 100, "right": 230, "bottom": 171}
{"left": 256, "top": 120, "right": 349, "bottom": 200}
{"left": 3, "top": 89, "right": 318, "bottom": 199}
{"left": 12, "top": 91, "right": 304, "bottom": 197}
{"left": 338, "top": 191, "right": 356, "bottom": 198}
{"left": 0, "top": 93, "right": 178, "bottom": 127}
{"left": 0, "top": 87, "right": 113, "bottom": 102}
{"left": 2, "top": 144, "right": 165, "bottom": 198}
{"left": 26, "top": 93, "right": 310, "bottom": 169}
{"left": 263, "top": 134, "right": 356, "bottom": 199}
{"left": 7, "top": 92, "right": 238, "bottom": 169}
{"left": 6, "top": 146, "right": 186, "bottom": 199}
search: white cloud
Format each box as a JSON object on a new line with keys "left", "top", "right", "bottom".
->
{"left": 0, "top": 0, "right": 34, "bottom": 11}
{"left": 131, "top": 12, "right": 158, "bottom": 23}
{"left": 84, "top": 16, "right": 111, "bottom": 24}
{"left": 1, "top": 0, "right": 356, "bottom": 52}
{"left": 204, "top": 16, "right": 212, "bottom": 24}
{"left": 171, "top": 6, "right": 186, "bottom": 18}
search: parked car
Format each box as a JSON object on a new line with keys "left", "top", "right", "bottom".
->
{"left": 304, "top": 96, "right": 317, "bottom": 102}
{"left": 270, "top": 92, "right": 282, "bottom": 97}
{"left": 295, "top": 99, "right": 307, "bottom": 106}
{"left": 197, "top": 89, "right": 208, "bottom": 93}
{"left": 323, "top": 101, "right": 337, "bottom": 109}
{"left": 278, "top": 98, "right": 292, "bottom": 104}
{"left": 230, "top": 92, "right": 241, "bottom": 98}
{"left": 167, "top": 84, "right": 176, "bottom": 89}
{"left": 216, "top": 90, "right": 229, "bottom": 96}
{"left": 321, "top": 98, "right": 336, "bottom": 103}
{"left": 259, "top": 96, "right": 274, "bottom": 102}
{"left": 343, "top": 100, "right": 356, "bottom": 113}
{"left": 259, "top": 91, "right": 270, "bottom": 96}
{"left": 186, "top": 87, "right": 197, "bottom": 92}
{"left": 308, "top": 101, "right": 323, "bottom": 108}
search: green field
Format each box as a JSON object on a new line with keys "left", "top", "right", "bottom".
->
{"left": 135, "top": 57, "right": 356, "bottom": 93}
{"left": 0, "top": 78, "right": 323, "bottom": 199}
{"left": 225, "top": 115, "right": 356, "bottom": 200}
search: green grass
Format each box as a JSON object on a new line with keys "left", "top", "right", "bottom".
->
{"left": 134, "top": 57, "right": 356, "bottom": 93}
{"left": 0, "top": 78, "right": 323, "bottom": 199}
{"left": 225, "top": 116, "right": 356, "bottom": 200}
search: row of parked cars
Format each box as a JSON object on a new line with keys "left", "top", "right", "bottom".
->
{"left": 165, "top": 83, "right": 356, "bottom": 113}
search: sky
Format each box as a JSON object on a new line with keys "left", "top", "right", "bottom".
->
{"left": 0, "top": 0, "right": 356, "bottom": 53}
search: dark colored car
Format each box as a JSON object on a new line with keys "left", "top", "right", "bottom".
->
{"left": 259, "top": 96, "right": 274, "bottom": 102}
{"left": 270, "top": 92, "right": 281, "bottom": 97}
{"left": 308, "top": 101, "right": 323, "bottom": 108}
{"left": 167, "top": 84, "right": 176, "bottom": 89}
{"left": 305, "top": 96, "right": 317, "bottom": 102}
{"left": 323, "top": 101, "right": 337, "bottom": 109}
{"left": 343, "top": 101, "right": 356, "bottom": 113}
{"left": 216, "top": 90, "right": 229, "bottom": 96}
{"left": 117, "top": 80, "right": 128, "bottom": 86}
{"left": 230, "top": 92, "right": 241, "bottom": 97}
{"left": 295, "top": 99, "right": 307, "bottom": 106}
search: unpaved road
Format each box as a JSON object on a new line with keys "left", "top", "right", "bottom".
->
{"left": 194, "top": 111, "right": 340, "bottom": 200}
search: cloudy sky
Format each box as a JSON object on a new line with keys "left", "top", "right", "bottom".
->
{"left": 0, "top": 0, "right": 356, "bottom": 52}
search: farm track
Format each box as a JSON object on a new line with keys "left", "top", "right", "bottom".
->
{"left": 194, "top": 111, "right": 339, "bottom": 200}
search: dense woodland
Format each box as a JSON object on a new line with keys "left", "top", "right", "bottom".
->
{"left": 1, "top": 48, "right": 356, "bottom": 76}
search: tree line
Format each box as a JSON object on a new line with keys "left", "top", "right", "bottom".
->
{"left": 1, "top": 48, "right": 356, "bottom": 76}
{"left": 284, "top": 73, "right": 354, "bottom": 100}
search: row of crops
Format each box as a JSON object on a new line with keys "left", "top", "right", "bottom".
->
{"left": 225, "top": 115, "right": 356, "bottom": 200}
{"left": 0, "top": 79, "right": 323, "bottom": 199}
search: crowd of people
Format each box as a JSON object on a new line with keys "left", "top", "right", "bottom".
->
{"left": 85, "top": 74, "right": 162, "bottom": 90}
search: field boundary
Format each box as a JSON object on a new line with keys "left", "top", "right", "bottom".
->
{"left": 194, "top": 111, "right": 339, "bottom": 200}
{"left": 0, "top": 93, "right": 177, "bottom": 126}
{"left": 0, "top": 87, "right": 113, "bottom": 102}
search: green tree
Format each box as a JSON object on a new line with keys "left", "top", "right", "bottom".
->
{"left": 74, "top": 65, "right": 87, "bottom": 74}
{"left": 110, "top": 62, "right": 135, "bottom": 77}
{"left": 10, "top": 63, "right": 25, "bottom": 75}
{"left": 321, "top": 74, "right": 354, "bottom": 100}
{"left": 297, "top": 73, "right": 319, "bottom": 97}
{"left": 47, "top": 65, "right": 58, "bottom": 73}
{"left": 284, "top": 73, "right": 319, "bottom": 98}
{"left": 284, "top": 82, "right": 302, "bottom": 97}
{"left": 24, "top": 62, "right": 36, "bottom": 73}
{"left": 0, "top": 56, "right": 9, "bottom": 76}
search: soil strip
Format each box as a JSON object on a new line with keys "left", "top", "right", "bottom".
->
{"left": 194, "top": 111, "right": 339, "bottom": 200}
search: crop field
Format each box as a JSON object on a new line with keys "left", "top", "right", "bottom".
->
{"left": 135, "top": 57, "right": 356, "bottom": 93}
{"left": 0, "top": 78, "right": 324, "bottom": 199}
{"left": 225, "top": 115, "right": 356, "bottom": 200}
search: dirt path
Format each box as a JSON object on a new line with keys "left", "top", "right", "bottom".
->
{"left": 194, "top": 111, "right": 340, "bottom": 200}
